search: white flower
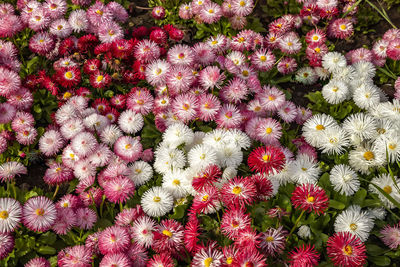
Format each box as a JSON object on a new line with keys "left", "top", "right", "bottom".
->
{"left": 297, "top": 225, "right": 311, "bottom": 239}
{"left": 226, "top": 129, "right": 251, "bottom": 149}
{"left": 270, "top": 161, "right": 291, "bottom": 186}
{"left": 295, "top": 67, "right": 318, "bottom": 85}
{"left": 380, "top": 99, "right": 400, "bottom": 127}
{"left": 302, "top": 114, "right": 338, "bottom": 147}
{"left": 132, "top": 216, "right": 155, "bottom": 248}
{"left": 373, "top": 133, "right": 400, "bottom": 163}
{"left": 342, "top": 113, "right": 377, "bottom": 141}
{"left": 118, "top": 110, "right": 144, "bottom": 134}
{"left": 330, "top": 164, "right": 359, "bottom": 196}
{"left": 332, "top": 65, "right": 356, "bottom": 85}
{"left": 100, "top": 125, "right": 123, "bottom": 146}
{"left": 322, "top": 52, "right": 347, "bottom": 73}
{"left": 348, "top": 144, "right": 385, "bottom": 174}
{"left": 287, "top": 154, "right": 321, "bottom": 184}
{"left": 353, "top": 61, "right": 376, "bottom": 80}
{"left": 334, "top": 205, "right": 374, "bottom": 242}
{"left": 322, "top": 79, "right": 349, "bottom": 104}
{"left": 141, "top": 187, "right": 174, "bottom": 217}
{"left": 352, "top": 83, "right": 381, "bottom": 110}
{"left": 202, "top": 129, "right": 229, "bottom": 148}
{"left": 319, "top": 127, "right": 350, "bottom": 155}
{"left": 154, "top": 146, "right": 186, "bottom": 174}
{"left": 216, "top": 143, "right": 243, "bottom": 168}
{"left": 188, "top": 144, "right": 218, "bottom": 171}
{"left": 128, "top": 161, "right": 153, "bottom": 186}
{"left": 369, "top": 174, "right": 400, "bottom": 209}
{"left": 163, "top": 123, "right": 194, "bottom": 149}
{"left": 0, "top": 198, "right": 21, "bottom": 233}
{"left": 162, "top": 168, "right": 191, "bottom": 199}
{"left": 83, "top": 113, "right": 110, "bottom": 132}
{"left": 367, "top": 207, "right": 386, "bottom": 220}
{"left": 55, "top": 104, "right": 78, "bottom": 125}
{"left": 60, "top": 118, "right": 84, "bottom": 140}
{"left": 185, "top": 131, "right": 206, "bottom": 151}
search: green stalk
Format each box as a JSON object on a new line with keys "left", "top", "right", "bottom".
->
{"left": 286, "top": 210, "right": 305, "bottom": 241}
{"left": 365, "top": 0, "right": 398, "bottom": 29}
{"left": 52, "top": 185, "right": 60, "bottom": 200}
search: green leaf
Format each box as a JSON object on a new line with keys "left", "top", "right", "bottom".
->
{"left": 24, "top": 190, "right": 38, "bottom": 201}
{"left": 367, "top": 244, "right": 386, "bottom": 256}
{"left": 352, "top": 188, "right": 367, "bottom": 206}
{"left": 38, "top": 232, "right": 57, "bottom": 245}
{"left": 94, "top": 218, "right": 112, "bottom": 230}
{"left": 37, "top": 246, "right": 56, "bottom": 255}
{"left": 329, "top": 199, "right": 346, "bottom": 210}
{"left": 369, "top": 181, "right": 400, "bottom": 209}
{"left": 369, "top": 256, "right": 391, "bottom": 266}
{"left": 170, "top": 204, "right": 187, "bottom": 219}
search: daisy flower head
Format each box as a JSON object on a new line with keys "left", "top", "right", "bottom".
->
{"left": 387, "top": 38, "right": 400, "bottom": 61}
{"left": 235, "top": 247, "right": 267, "bottom": 267}
{"left": 291, "top": 183, "right": 329, "bottom": 215}
{"left": 248, "top": 146, "right": 286, "bottom": 175}
{"left": 199, "top": 2, "right": 222, "bottom": 24}
{"left": 39, "top": 129, "right": 64, "bottom": 157}
{"left": 327, "top": 232, "right": 366, "bottom": 267}
{"left": 147, "top": 253, "right": 174, "bottom": 267}
{"left": 99, "top": 253, "right": 131, "bottom": 267}
{"left": 103, "top": 177, "right": 135, "bottom": 204}
{"left": 162, "top": 122, "right": 194, "bottom": 148}
{"left": 132, "top": 215, "right": 156, "bottom": 248}
{"left": 295, "top": 66, "right": 318, "bottom": 85}
{"left": 334, "top": 205, "right": 374, "bottom": 242}
{"left": 171, "top": 93, "right": 198, "bottom": 123}
{"left": 98, "top": 225, "right": 130, "bottom": 254}
{"left": 145, "top": 59, "right": 170, "bottom": 86}
{"left": 258, "top": 226, "right": 287, "bottom": 256}
{"left": 152, "top": 219, "right": 184, "bottom": 254}
{"left": 220, "top": 207, "right": 251, "bottom": 239}
{"left": 192, "top": 243, "right": 224, "bottom": 267}
{"left": 373, "top": 132, "right": 400, "bottom": 163}
{"left": 215, "top": 103, "right": 243, "bottom": 129}
{"left": 16, "top": 127, "right": 38, "bottom": 146}
{"left": 162, "top": 168, "right": 191, "bottom": 199}
{"left": 179, "top": 3, "right": 193, "bottom": 19}
{"left": 68, "top": 9, "right": 89, "bottom": 33}
{"left": 75, "top": 207, "right": 96, "bottom": 230}
{"left": 199, "top": 65, "right": 226, "bottom": 90}
{"left": 322, "top": 79, "right": 349, "bottom": 104}
{"left": 196, "top": 93, "right": 221, "bottom": 122}
{"left": 277, "top": 56, "right": 297, "bottom": 74}
{"left": 191, "top": 185, "right": 221, "bottom": 214}
{"left": 231, "top": 0, "right": 254, "bottom": 16}
{"left": 188, "top": 144, "right": 218, "bottom": 172}
{"left": 87, "top": 1, "right": 113, "bottom": 26}
{"left": 369, "top": 174, "right": 400, "bottom": 209}
{"left": 29, "top": 32, "right": 55, "bottom": 56}
{"left": 141, "top": 186, "right": 174, "bottom": 217}
{"left": 58, "top": 245, "right": 93, "bottom": 267}
{"left": 221, "top": 176, "right": 257, "bottom": 208}
{"left": 251, "top": 48, "right": 275, "bottom": 71}
{"left": 288, "top": 244, "right": 320, "bottom": 266}
{"left": 322, "top": 52, "right": 347, "bottom": 73}
{"left": 28, "top": 8, "right": 50, "bottom": 31}
{"left": 319, "top": 127, "right": 350, "bottom": 155}
{"left": 278, "top": 101, "right": 298, "bottom": 123}
{"left": 297, "top": 225, "right": 311, "bottom": 239}
{"left": 25, "top": 257, "right": 51, "bottom": 267}
{"left": 342, "top": 112, "right": 378, "bottom": 141}
{"left": 153, "top": 146, "right": 186, "bottom": 174}
{"left": 305, "top": 28, "right": 327, "bottom": 44}
{"left": 114, "top": 136, "right": 142, "bottom": 163}
{"left": 22, "top": 196, "right": 57, "bottom": 232}
{"left": 380, "top": 222, "right": 400, "bottom": 250}
{"left": 128, "top": 161, "right": 153, "bottom": 187}
{"left": 0, "top": 198, "right": 21, "bottom": 233}
{"left": 330, "top": 164, "right": 359, "bottom": 196}
{"left": 0, "top": 161, "right": 27, "bottom": 183}
{"left": 43, "top": 163, "right": 74, "bottom": 185}
{"left": 49, "top": 19, "right": 72, "bottom": 38}
{"left": 167, "top": 44, "right": 195, "bottom": 67}
{"left": 192, "top": 164, "right": 222, "bottom": 191}
{"left": 287, "top": 154, "right": 321, "bottom": 184}
{"left": 302, "top": 113, "right": 338, "bottom": 147}
{"left": 0, "top": 103, "right": 16, "bottom": 124}
{"left": 328, "top": 18, "right": 354, "bottom": 39}
{"left": 278, "top": 32, "right": 302, "bottom": 55}
{"left": 118, "top": 109, "right": 144, "bottom": 134}
{"left": 0, "top": 233, "right": 14, "bottom": 260}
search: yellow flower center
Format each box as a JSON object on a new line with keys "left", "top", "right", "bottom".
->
{"left": 388, "top": 143, "right": 397, "bottom": 150}
{"left": 307, "top": 195, "right": 315, "bottom": 203}
{"left": 96, "top": 9, "right": 103, "bottom": 15}
{"left": 172, "top": 179, "right": 180, "bottom": 186}
{"left": 183, "top": 103, "right": 190, "bottom": 110}
{"left": 226, "top": 257, "right": 233, "bottom": 264}
{"left": 162, "top": 229, "right": 173, "bottom": 237}
{"left": 96, "top": 75, "right": 104, "bottom": 82}
{"left": 240, "top": 1, "right": 245, "bottom": 6}
{"left": 153, "top": 196, "right": 161, "bottom": 202}
{"left": 350, "top": 223, "right": 357, "bottom": 230}
{"left": 242, "top": 70, "right": 249, "bottom": 77}
{"left": 287, "top": 42, "right": 293, "bottom": 46}
{"left": 340, "top": 24, "right": 347, "bottom": 30}
{"left": 315, "top": 47, "right": 321, "bottom": 53}
{"left": 262, "top": 154, "right": 271, "bottom": 162}
{"left": 266, "top": 236, "right": 274, "bottom": 242}
{"left": 208, "top": 9, "right": 214, "bottom": 13}
{"left": 204, "top": 257, "right": 213, "bottom": 267}
{"left": 65, "top": 71, "right": 73, "bottom": 79}
{"left": 232, "top": 186, "right": 242, "bottom": 195}
{"left": 57, "top": 25, "right": 63, "bottom": 30}
{"left": 268, "top": 95, "right": 276, "bottom": 101}
{"left": 363, "top": 151, "right": 374, "bottom": 161}
{"left": 125, "top": 144, "right": 132, "bottom": 150}
{"left": 315, "top": 124, "right": 325, "bottom": 130}
{"left": 312, "top": 35, "right": 319, "bottom": 41}
{"left": 35, "top": 208, "right": 45, "bottom": 216}
{"left": 0, "top": 210, "right": 9, "bottom": 219}
{"left": 265, "top": 127, "right": 272, "bottom": 134}
{"left": 63, "top": 202, "right": 69, "bottom": 207}
{"left": 384, "top": 185, "right": 392, "bottom": 194}
{"left": 200, "top": 153, "right": 206, "bottom": 160}
{"left": 260, "top": 55, "right": 266, "bottom": 62}
{"left": 202, "top": 195, "right": 209, "bottom": 201}
{"left": 343, "top": 245, "right": 353, "bottom": 255}
{"left": 254, "top": 106, "right": 261, "bottom": 112}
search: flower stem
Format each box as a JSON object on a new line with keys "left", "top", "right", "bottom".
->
{"left": 287, "top": 210, "right": 305, "bottom": 241}
{"left": 365, "top": 0, "right": 398, "bottom": 29}
{"left": 52, "top": 185, "right": 60, "bottom": 200}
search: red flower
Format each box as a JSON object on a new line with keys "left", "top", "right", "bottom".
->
{"left": 251, "top": 173, "right": 273, "bottom": 200}
{"left": 192, "top": 164, "right": 221, "bottom": 191}
{"left": 89, "top": 71, "right": 111, "bottom": 89}
{"left": 83, "top": 59, "right": 101, "bottom": 75}
{"left": 112, "top": 39, "right": 135, "bottom": 59}
{"left": 288, "top": 244, "right": 320, "bottom": 266}
{"left": 55, "top": 67, "right": 81, "bottom": 88}
{"left": 247, "top": 145, "right": 286, "bottom": 175}
{"left": 327, "top": 232, "right": 367, "bottom": 267}
{"left": 291, "top": 183, "right": 329, "bottom": 215}
{"left": 221, "top": 177, "right": 257, "bottom": 208}
{"left": 78, "top": 34, "right": 99, "bottom": 53}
